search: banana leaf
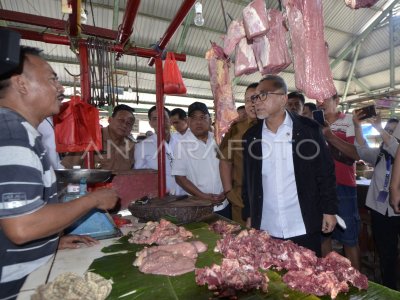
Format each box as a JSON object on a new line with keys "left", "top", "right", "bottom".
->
{"left": 89, "top": 221, "right": 400, "bottom": 300}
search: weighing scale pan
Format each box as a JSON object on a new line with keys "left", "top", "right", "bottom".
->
{"left": 55, "top": 169, "right": 112, "bottom": 184}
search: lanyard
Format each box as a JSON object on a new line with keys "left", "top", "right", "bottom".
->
{"left": 382, "top": 156, "right": 391, "bottom": 192}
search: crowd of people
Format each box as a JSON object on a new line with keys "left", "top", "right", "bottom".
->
{"left": 1, "top": 46, "right": 400, "bottom": 300}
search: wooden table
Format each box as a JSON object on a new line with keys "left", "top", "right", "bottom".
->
{"left": 17, "top": 229, "right": 129, "bottom": 300}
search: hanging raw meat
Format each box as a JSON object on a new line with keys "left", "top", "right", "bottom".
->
{"left": 252, "top": 9, "right": 292, "bottom": 75}
{"left": 285, "top": 0, "right": 337, "bottom": 101}
{"left": 345, "top": 0, "right": 379, "bottom": 9}
{"left": 206, "top": 42, "right": 238, "bottom": 144}
{"left": 223, "top": 20, "right": 246, "bottom": 56}
{"left": 234, "top": 37, "right": 258, "bottom": 77}
{"left": 242, "top": 0, "right": 269, "bottom": 39}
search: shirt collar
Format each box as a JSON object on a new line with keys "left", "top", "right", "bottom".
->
{"left": 262, "top": 111, "right": 293, "bottom": 133}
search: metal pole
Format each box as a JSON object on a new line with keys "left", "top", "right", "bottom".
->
{"left": 116, "top": 0, "right": 141, "bottom": 45}
{"left": 389, "top": 10, "right": 395, "bottom": 89}
{"left": 342, "top": 43, "right": 361, "bottom": 102}
{"left": 148, "top": 0, "right": 196, "bottom": 66}
{"left": 155, "top": 57, "right": 166, "bottom": 197}
{"left": 78, "top": 42, "right": 94, "bottom": 169}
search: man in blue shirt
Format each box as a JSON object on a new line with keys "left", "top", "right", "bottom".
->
{"left": 0, "top": 46, "right": 119, "bottom": 299}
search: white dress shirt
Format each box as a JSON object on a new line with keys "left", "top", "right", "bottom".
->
{"left": 37, "top": 117, "right": 64, "bottom": 170}
{"left": 171, "top": 131, "right": 228, "bottom": 211}
{"left": 134, "top": 133, "right": 183, "bottom": 195}
{"left": 260, "top": 112, "right": 306, "bottom": 238}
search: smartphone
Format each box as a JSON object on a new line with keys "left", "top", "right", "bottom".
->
{"left": 312, "top": 110, "right": 325, "bottom": 126}
{"left": 355, "top": 105, "right": 377, "bottom": 120}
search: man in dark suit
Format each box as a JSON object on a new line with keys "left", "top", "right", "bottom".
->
{"left": 242, "top": 75, "right": 337, "bottom": 256}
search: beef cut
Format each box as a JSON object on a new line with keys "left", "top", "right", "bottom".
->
{"left": 206, "top": 42, "right": 238, "bottom": 144}
{"left": 283, "top": 268, "right": 349, "bottom": 299}
{"left": 128, "top": 219, "right": 193, "bottom": 245}
{"left": 234, "top": 37, "right": 258, "bottom": 77}
{"left": 317, "top": 251, "right": 369, "bottom": 290}
{"left": 195, "top": 258, "right": 269, "bottom": 298}
{"left": 345, "top": 0, "right": 379, "bottom": 9}
{"left": 209, "top": 220, "right": 241, "bottom": 235}
{"left": 136, "top": 250, "right": 195, "bottom": 276}
{"left": 252, "top": 9, "right": 291, "bottom": 75}
{"left": 285, "top": 0, "right": 337, "bottom": 101}
{"left": 133, "top": 241, "right": 207, "bottom": 276}
{"left": 223, "top": 20, "right": 246, "bottom": 56}
{"left": 242, "top": 0, "right": 269, "bottom": 39}
{"left": 206, "top": 228, "right": 368, "bottom": 299}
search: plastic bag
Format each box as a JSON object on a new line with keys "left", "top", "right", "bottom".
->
{"left": 54, "top": 96, "right": 102, "bottom": 153}
{"left": 163, "top": 52, "right": 187, "bottom": 95}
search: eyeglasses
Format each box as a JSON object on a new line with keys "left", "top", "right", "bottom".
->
{"left": 250, "top": 92, "right": 285, "bottom": 104}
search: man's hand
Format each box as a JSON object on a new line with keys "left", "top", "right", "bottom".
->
{"left": 87, "top": 188, "right": 119, "bottom": 211}
{"left": 321, "top": 121, "right": 334, "bottom": 139}
{"left": 352, "top": 109, "right": 364, "bottom": 128}
{"left": 204, "top": 192, "right": 225, "bottom": 204}
{"left": 58, "top": 234, "right": 99, "bottom": 250}
{"left": 322, "top": 214, "right": 337, "bottom": 233}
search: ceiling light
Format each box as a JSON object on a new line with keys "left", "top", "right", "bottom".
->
{"left": 194, "top": 2, "right": 205, "bottom": 27}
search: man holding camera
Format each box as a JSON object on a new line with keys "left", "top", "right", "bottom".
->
{"left": 318, "top": 94, "right": 361, "bottom": 270}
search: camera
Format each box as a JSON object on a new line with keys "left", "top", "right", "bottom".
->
{"left": 312, "top": 110, "right": 325, "bottom": 126}
{"left": 354, "top": 105, "right": 377, "bottom": 120}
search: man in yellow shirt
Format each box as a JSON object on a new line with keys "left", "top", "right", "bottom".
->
{"left": 218, "top": 83, "right": 258, "bottom": 225}
{"left": 62, "top": 104, "right": 135, "bottom": 171}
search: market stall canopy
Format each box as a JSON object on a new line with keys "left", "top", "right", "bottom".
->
{"left": 1, "top": 0, "right": 400, "bottom": 114}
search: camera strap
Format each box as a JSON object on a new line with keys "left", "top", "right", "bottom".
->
{"left": 375, "top": 144, "right": 394, "bottom": 167}
{"left": 375, "top": 146, "right": 393, "bottom": 203}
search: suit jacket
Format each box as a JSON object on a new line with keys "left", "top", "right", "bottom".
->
{"left": 242, "top": 111, "right": 338, "bottom": 234}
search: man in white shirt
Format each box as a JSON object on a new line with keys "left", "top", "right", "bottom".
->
{"left": 134, "top": 106, "right": 182, "bottom": 195}
{"left": 170, "top": 108, "right": 189, "bottom": 140}
{"left": 242, "top": 75, "right": 337, "bottom": 256}
{"left": 171, "top": 102, "right": 230, "bottom": 218}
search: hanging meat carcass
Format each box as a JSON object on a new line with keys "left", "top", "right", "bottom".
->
{"left": 234, "top": 37, "right": 258, "bottom": 77}
{"left": 252, "top": 9, "right": 292, "bottom": 75}
{"left": 345, "top": 0, "right": 379, "bottom": 9}
{"left": 223, "top": 20, "right": 246, "bottom": 56}
{"left": 206, "top": 43, "right": 238, "bottom": 144}
{"left": 285, "top": 0, "right": 337, "bottom": 101}
{"left": 242, "top": 0, "right": 269, "bottom": 39}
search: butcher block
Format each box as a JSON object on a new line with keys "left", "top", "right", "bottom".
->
{"left": 128, "top": 195, "right": 213, "bottom": 224}
{"left": 89, "top": 215, "right": 400, "bottom": 300}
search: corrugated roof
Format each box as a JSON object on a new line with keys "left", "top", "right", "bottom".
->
{"left": 1, "top": 0, "right": 400, "bottom": 113}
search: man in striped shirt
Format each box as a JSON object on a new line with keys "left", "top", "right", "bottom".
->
{"left": 0, "top": 46, "right": 119, "bottom": 300}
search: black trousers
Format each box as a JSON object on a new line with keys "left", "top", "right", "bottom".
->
{"left": 370, "top": 209, "right": 400, "bottom": 290}
{"left": 215, "top": 203, "right": 232, "bottom": 220}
